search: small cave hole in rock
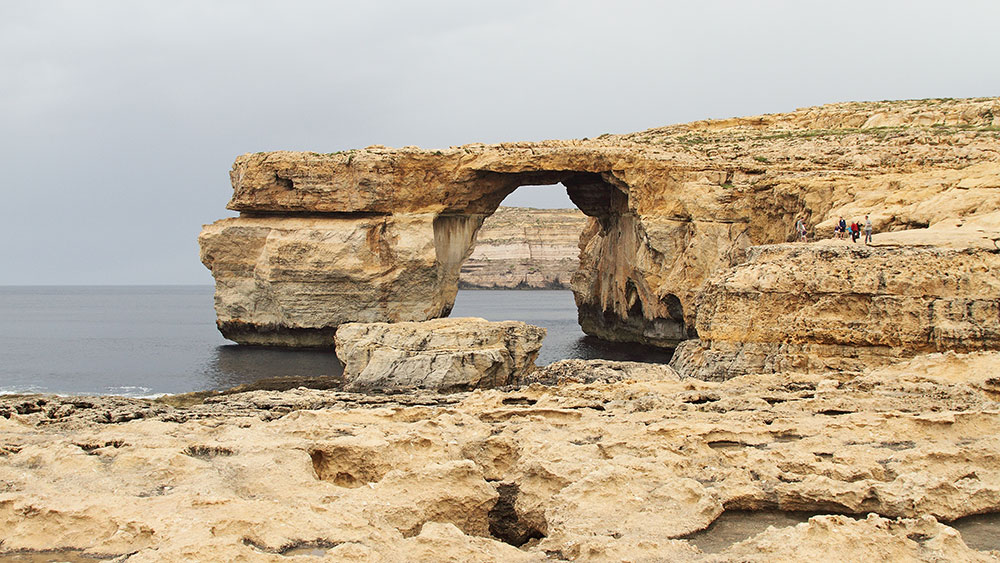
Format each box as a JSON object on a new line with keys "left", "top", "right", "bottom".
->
{"left": 707, "top": 440, "right": 765, "bottom": 451}
{"left": 663, "top": 293, "right": 685, "bottom": 322}
{"left": 816, "top": 409, "right": 853, "bottom": 416}
{"left": 683, "top": 394, "right": 719, "bottom": 405}
{"left": 501, "top": 396, "right": 537, "bottom": 406}
{"left": 625, "top": 280, "right": 644, "bottom": 320}
{"left": 274, "top": 173, "right": 293, "bottom": 190}
{"left": 488, "top": 483, "right": 545, "bottom": 547}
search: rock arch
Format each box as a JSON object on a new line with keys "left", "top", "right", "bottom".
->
{"left": 196, "top": 97, "right": 1000, "bottom": 378}
{"left": 199, "top": 146, "right": 752, "bottom": 348}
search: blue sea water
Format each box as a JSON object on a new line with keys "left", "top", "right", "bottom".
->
{"left": 0, "top": 286, "right": 669, "bottom": 396}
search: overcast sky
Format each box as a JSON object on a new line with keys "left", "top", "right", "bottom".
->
{"left": 2, "top": 1, "right": 998, "bottom": 285}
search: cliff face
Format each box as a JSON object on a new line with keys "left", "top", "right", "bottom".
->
{"left": 199, "top": 214, "right": 482, "bottom": 346}
{"left": 458, "top": 207, "right": 586, "bottom": 289}
{"left": 199, "top": 97, "right": 1000, "bottom": 351}
{"left": 671, "top": 243, "right": 1000, "bottom": 380}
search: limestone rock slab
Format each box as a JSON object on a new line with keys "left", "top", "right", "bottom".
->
{"left": 199, "top": 214, "right": 481, "bottom": 346}
{"left": 672, "top": 243, "right": 1000, "bottom": 380}
{"left": 4, "top": 352, "right": 1000, "bottom": 558}
{"left": 335, "top": 318, "right": 546, "bottom": 392}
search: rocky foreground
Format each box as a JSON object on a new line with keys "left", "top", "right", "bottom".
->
{"left": 3, "top": 353, "right": 1000, "bottom": 561}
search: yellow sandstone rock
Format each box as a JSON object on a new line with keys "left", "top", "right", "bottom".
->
{"left": 334, "top": 317, "right": 546, "bottom": 392}
{"left": 200, "top": 97, "right": 1000, "bottom": 355}
{"left": 3, "top": 351, "right": 1000, "bottom": 559}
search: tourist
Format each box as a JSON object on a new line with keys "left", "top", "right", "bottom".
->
{"left": 864, "top": 215, "right": 873, "bottom": 245}
{"left": 838, "top": 217, "right": 847, "bottom": 239}
{"left": 795, "top": 217, "right": 807, "bottom": 242}
{"left": 850, "top": 221, "right": 860, "bottom": 243}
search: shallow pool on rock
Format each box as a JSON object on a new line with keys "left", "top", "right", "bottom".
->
{"left": 683, "top": 510, "right": 1000, "bottom": 554}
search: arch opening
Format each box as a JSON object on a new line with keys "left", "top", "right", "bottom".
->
{"left": 445, "top": 172, "right": 688, "bottom": 362}
{"left": 457, "top": 181, "right": 584, "bottom": 291}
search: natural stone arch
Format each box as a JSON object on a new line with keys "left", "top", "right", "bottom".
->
{"left": 200, "top": 146, "right": 752, "bottom": 348}
{"left": 197, "top": 98, "right": 1000, "bottom": 384}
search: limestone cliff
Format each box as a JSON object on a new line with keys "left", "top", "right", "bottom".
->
{"left": 670, "top": 242, "right": 1000, "bottom": 380}
{"left": 458, "top": 207, "right": 586, "bottom": 289}
{"left": 199, "top": 214, "right": 482, "bottom": 346}
{"left": 199, "top": 97, "right": 1000, "bottom": 349}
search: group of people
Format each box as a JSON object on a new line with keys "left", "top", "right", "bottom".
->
{"left": 796, "top": 215, "right": 873, "bottom": 244}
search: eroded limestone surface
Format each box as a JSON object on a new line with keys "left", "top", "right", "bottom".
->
{"left": 201, "top": 97, "right": 1000, "bottom": 348}
{"left": 335, "top": 318, "right": 545, "bottom": 392}
{"left": 199, "top": 214, "right": 482, "bottom": 346}
{"left": 3, "top": 352, "right": 1000, "bottom": 561}
{"left": 671, "top": 242, "right": 1000, "bottom": 380}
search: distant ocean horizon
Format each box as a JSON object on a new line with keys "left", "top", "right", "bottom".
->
{"left": 0, "top": 286, "right": 671, "bottom": 397}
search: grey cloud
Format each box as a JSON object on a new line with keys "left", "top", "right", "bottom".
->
{"left": 0, "top": 0, "right": 998, "bottom": 283}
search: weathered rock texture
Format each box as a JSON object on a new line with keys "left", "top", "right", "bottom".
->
{"left": 200, "top": 214, "right": 483, "bottom": 346}
{"left": 671, "top": 243, "right": 1000, "bottom": 380}
{"left": 200, "top": 97, "right": 1000, "bottom": 351}
{"left": 458, "top": 207, "right": 587, "bottom": 289}
{"left": 3, "top": 351, "right": 1000, "bottom": 560}
{"left": 335, "top": 318, "right": 545, "bottom": 392}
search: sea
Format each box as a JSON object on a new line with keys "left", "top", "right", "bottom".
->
{"left": 0, "top": 286, "right": 671, "bottom": 397}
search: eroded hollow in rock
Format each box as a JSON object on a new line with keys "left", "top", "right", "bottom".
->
{"left": 948, "top": 512, "right": 1000, "bottom": 552}
{"left": 488, "top": 483, "right": 545, "bottom": 547}
{"left": 242, "top": 537, "right": 341, "bottom": 556}
{"left": 183, "top": 445, "right": 234, "bottom": 460}
{"left": 0, "top": 549, "right": 122, "bottom": 562}
{"left": 309, "top": 447, "right": 386, "bottom": 488}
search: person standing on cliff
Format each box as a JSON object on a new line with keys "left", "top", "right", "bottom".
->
{"left": 795, "top": 217, "right": 807, "bottom": 242}
{"left": 850, "top": 221, "right": 860, "bottom": 243}
{"left": 864, "top": 215, "right": 873, "bottom": 245}
{"left": 838, "top": 217, "right": 847, "bottom": 240}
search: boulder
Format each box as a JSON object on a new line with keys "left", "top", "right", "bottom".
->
{"left": 335, "top": 318, "right": 545, "bottom": 392}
